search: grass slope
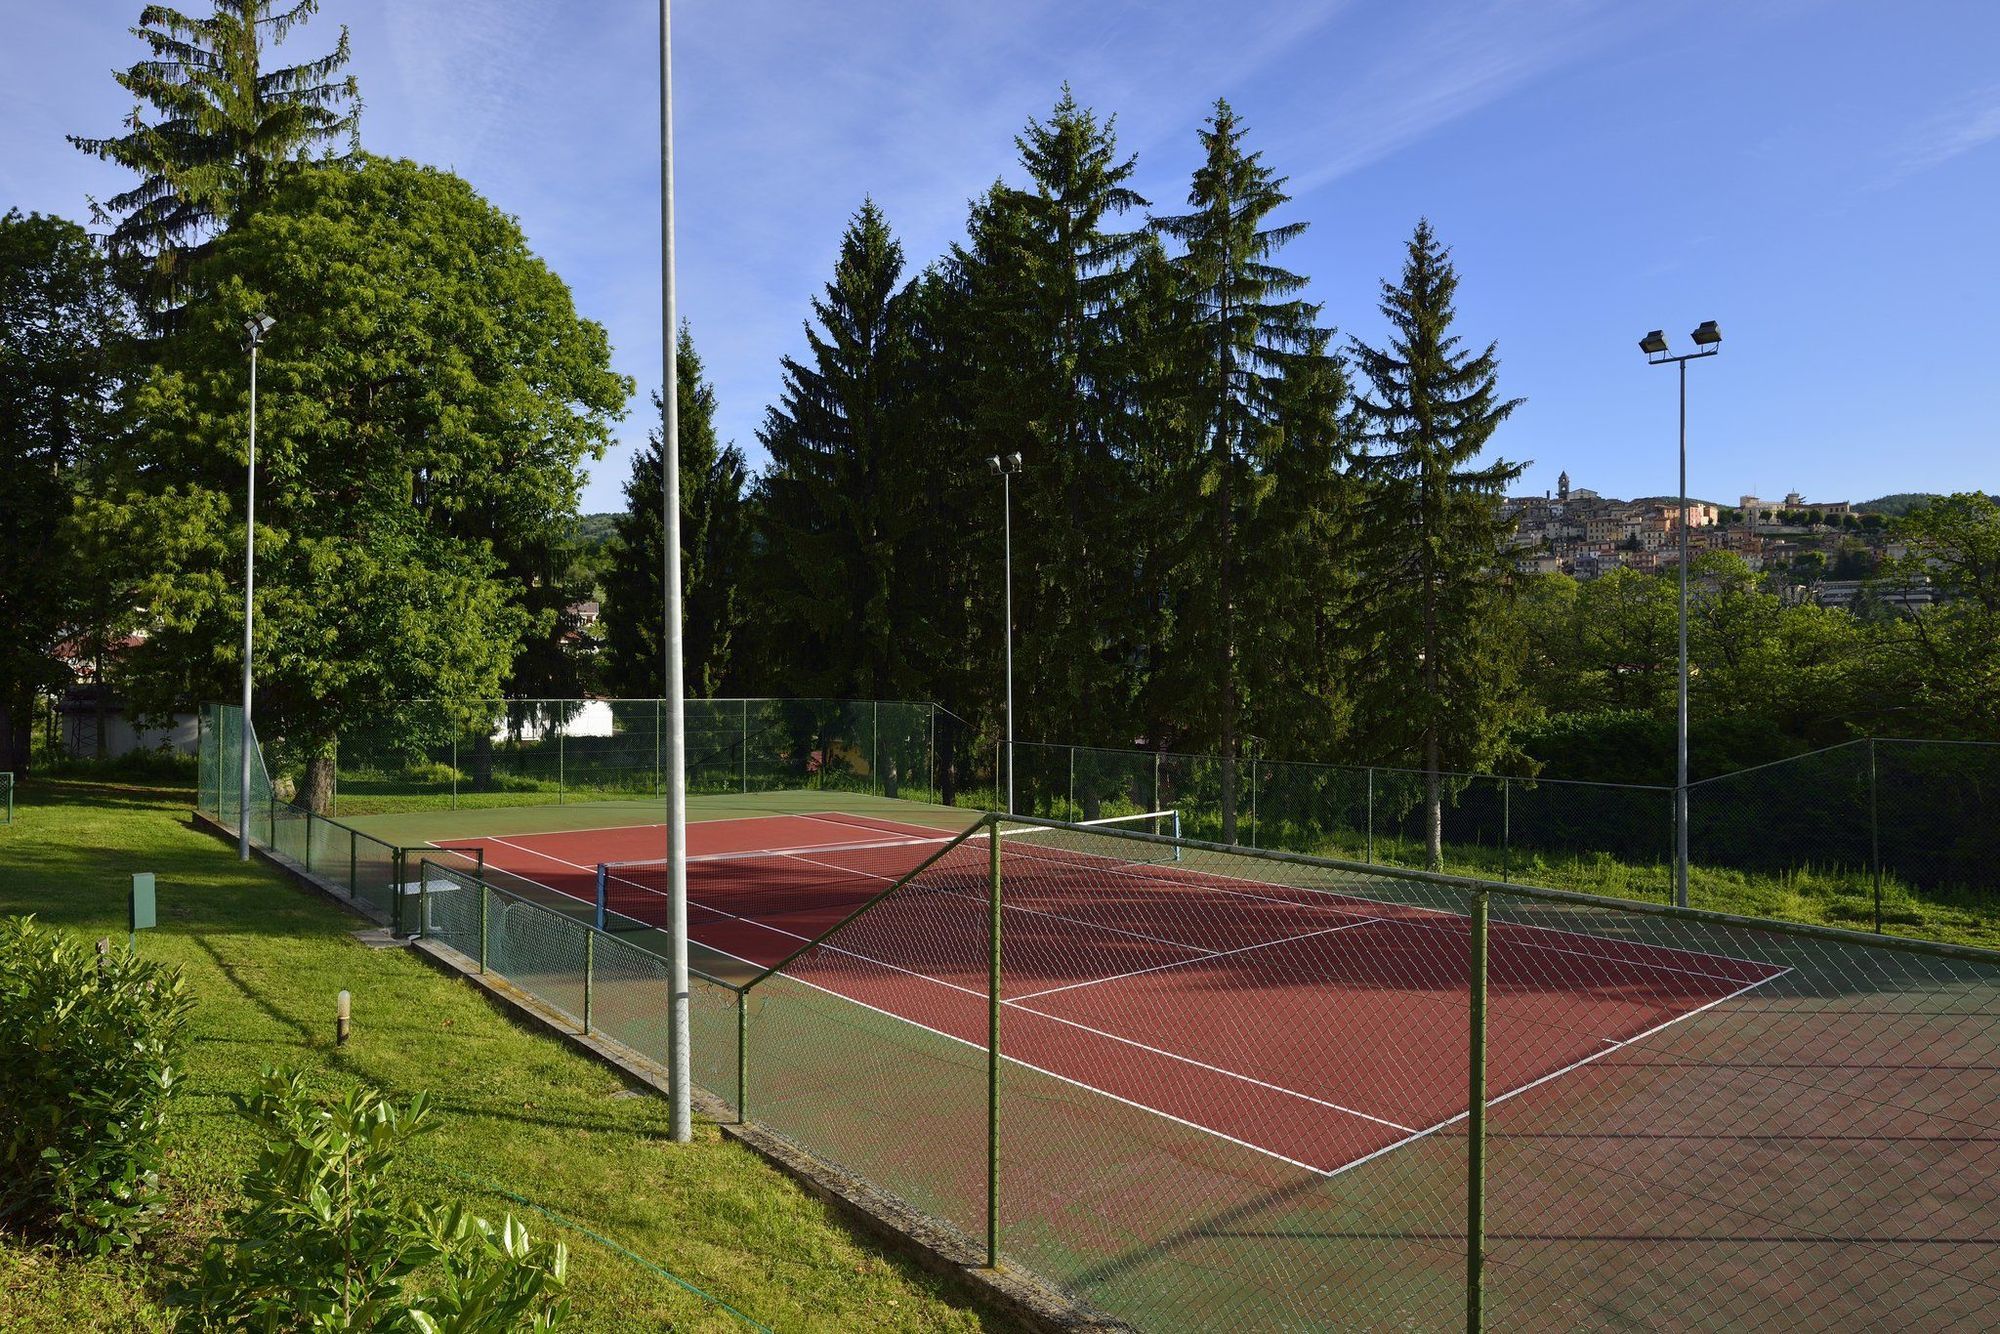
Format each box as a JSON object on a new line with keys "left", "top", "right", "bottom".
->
{"left": 0, "top": 780, "right": 1006, "bottom": 1332}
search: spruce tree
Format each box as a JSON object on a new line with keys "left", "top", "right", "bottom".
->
{"left": 601, "top": 328, "right": 749, "bottom": 697}
{"left": 1348, "top": 218, "right": 1526, "bottom": 868}
{"left": 952, "top": 90, "right": 1150, "bottom": 753}
{"left": 1153, "top": 99, "right": 1330, "bottom": 840}
{"left": 69, "top": 0, "right": 359, "bottom": 317}
{"left": 749, "top": 201, "right": 921, "bottom": 699}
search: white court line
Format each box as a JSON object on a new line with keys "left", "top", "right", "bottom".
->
{"left": 1317, "top": 966, "right": 1796, "bottom": 1182}
{"left": 479, "top": 833, "right": 1418, "bottom": 1139}
{"left": 1009, "top": 921, "right": 1374, "bottom": 1001}
{"left": 1012, "top": 847, "right": 1779, "bottom": 988}
{"left": 423, "top": 808, "right": 897, "bottom": 849}
{"left": 460, "top": 824, "right": 1792, "bottom": 1177}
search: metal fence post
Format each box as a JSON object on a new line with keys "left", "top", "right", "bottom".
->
{"left": 478, "top": 881, "right": 489, "bottom": 974}
{"left": 268, "top": 792, "right": 277, "bottom": 849}
{"left": 741, "top": 698, "right": 749, "bottom": 794}
{"left": 349, "top": 829, "right": 358, "bottom": 898}
{"left": 391, "top": 848, "right": 405, "bottom": 937}
{"left": 1153, "top": 750, "right": 1162, "bottom": 816}
{"left": 452, "top": 733, "right": 459, "bottom": 810}
{"left": 736, "top": 990, "right": 748, "bottom": 1124}
{"left": 1467, "top": 888, "right": 1489, "bottom": 1333}
{"left": 303, "top": 811, "right": 313, "bottom": 873}
{"left": 1870, "top": 738, "right": 1883, "bottom": 934}
{"left": 1501, "top": 778, "right": 1510, "bottom": 883}
{"left": 557, "top": 712, "right": 565, "bottom": 805}
{"left": 873, "top": 700, "right": 881, "bottom": 794}
{"left": 1250, "top": 743, "right": 1259, "bottom": 848}
{"left": 583, "top": 931, "right": 594, "bottom": 1034}
{"left": 1366, "top": 768, "right": 1376, "bottom": 865}
{"left": 1069, "top": 746, "right": 1076, "bottom": 817}
{"left": 987, "top": 816, "right": 1003, "bottom": 1269}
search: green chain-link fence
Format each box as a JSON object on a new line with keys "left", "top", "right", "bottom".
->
{"left": 373, "top": 808, "right": 2000, "bottom": 1331}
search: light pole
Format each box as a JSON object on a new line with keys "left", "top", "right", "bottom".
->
{"left": 660, "top": 0, "right": 691, "bottom": 1144}
{"left": 1640, "top": 320, "right": 1721, "bottom": 909}
{"left": 240, "top": 313, "right": 275, "bottom": 861}
{"left": 988, "top": 452, "right": 1022, "bottom": 814}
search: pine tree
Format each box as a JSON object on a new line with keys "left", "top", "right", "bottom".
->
{"left": 1153, "top": 99, "right": 1329, "bottom": 840}
{"left": 1348, "top": 218, "right": 1526, "bottom": 868}
{"left": 952, "top": 90, "right": 1150, "bottom": 751}
{"left": 69, "top": 0, "right": 359, "bottom": 317}
{"left": 601, "top": 327, "right": 750, "bottom": 697}
{"left": 749, "top": 201, "right": 921, "bottom": 699}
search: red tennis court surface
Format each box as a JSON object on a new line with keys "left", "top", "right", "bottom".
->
{"left": 442, "top": 811, "right": 1790, "bottom": 1174}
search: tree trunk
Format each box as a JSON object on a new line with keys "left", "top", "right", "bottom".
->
{"left": 471, "top": 731, "right": 494, "bottom": 791}
{"left": 1425, "top": 731, "right": 1444, "bottom": 871}
{"left": 300, "top": 751, "right": 337, "bottom": 816}
{"left": 883, "top": 757, "right": 899, "bottom": 800}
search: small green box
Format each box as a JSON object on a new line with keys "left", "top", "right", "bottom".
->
{"left": 130, "top": 872, "right": 156, "bottom": 935}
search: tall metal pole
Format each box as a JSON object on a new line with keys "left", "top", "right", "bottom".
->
{"left": 660, "top": 0, "right": 692, "bottom": 1144}
{"left": 239, "top": 334, "right": 261, "bottom": 861}
{"left": 1002, "top": 468, "right": 1016, "bottom": 815}
{"left": 1675, "top": 359, "right": 1690, "bottom": 909}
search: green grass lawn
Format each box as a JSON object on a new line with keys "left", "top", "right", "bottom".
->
{"left": 0, "top": 779, "right": 1009, "bottom": 1332}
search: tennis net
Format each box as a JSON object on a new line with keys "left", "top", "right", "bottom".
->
{"left": 593, "top": 810, "right": 1181, "bottom": 934}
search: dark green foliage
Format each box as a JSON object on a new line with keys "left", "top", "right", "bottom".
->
{"left": 86, "top": 156, "right": 628, "bottom": 811}
{"left": 0, "top": 212, "right": 135, "bottom": 775}
{"left": 748, "top": 201, "right": 926, "bottom": 699}
{"left": 0, "top": 916, "right": 193, "bottom": 1253}
{"left": 600, "top": 330, "right": 750, "bottom": 697}
{"left": 180, "top": 1067, "right": 569, "bottom": 1331}
{"left": 68, "top": 0, "right": 360, "bottom": 316}
{"left": 1856, "top": 493, "right": 1943, "bottom": 518}
{"left": 1347, "top": 218, "right": 1525, "bottom": 865}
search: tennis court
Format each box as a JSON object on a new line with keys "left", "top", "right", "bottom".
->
{"left": 416, "top": 807, "right": 1788, "bottom": 1176}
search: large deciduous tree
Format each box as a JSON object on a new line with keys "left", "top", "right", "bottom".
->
{"left": 70, "top": 0, "right": 359, "bottom": 320}
{"left": 89, "top": 156, "right": 628, "bottom": 811}
{"left": 0, "top": 213, "right": 136, "bottom": 773}
{"left": 601, "top": 327, "right": 750, "bottom": 697}
{"left": 1348, "top": 218, "right": 1525, "bottom": 868}
{"left": 1880, "top": 494, "right": 2000, "bottom": 739}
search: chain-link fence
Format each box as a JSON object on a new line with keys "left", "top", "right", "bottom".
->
{"left": 1001, "top": 739, "right": 2000, "bottom": 922}
{"left": 328, "top": 698, "right": 940, "bottom": 814}
{"left": 381, "top": 806, "right": 2000, "bottom": 1330}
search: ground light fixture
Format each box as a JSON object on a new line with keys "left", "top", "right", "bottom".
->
{"left": 990, "top": 452, "right": 1022, "bottom": 813}
{"left": 1639, "top": 321, "right": 1722, "bottom": 908}
{"left": 239, "top": 312, "right": 274, "bottom": 860}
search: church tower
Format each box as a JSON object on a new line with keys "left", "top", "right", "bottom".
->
{"left": 1557, "top": 470, "right": 1571, "bottom": 503}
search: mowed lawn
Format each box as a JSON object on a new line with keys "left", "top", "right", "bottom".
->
{"left": 0, "top": 779, "right": 1008, "bottom": 1332}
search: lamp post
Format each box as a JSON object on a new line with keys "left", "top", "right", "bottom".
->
{"left": 1640, "top": 321, "right": 1721, "bottom": 909}
{"left": 239, "top": 313, "right": 275, "bottom": 861}
{"left": 660, "top": 0, "right": 691, "bottom": 1144}
{"left": 988, "top": 452, "right": 1022, "bottom": 814}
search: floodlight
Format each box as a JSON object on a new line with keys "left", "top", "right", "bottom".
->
{"left": 1006, "top": 452, "right": 1023, "bottom": 470}
{"left": 1638, "top": 329, "right": 1669, "bottom": 356}
{"left": 243, "top": 313, "right": 275, "bottom": 345}
{"left": 1691, "top": 320, "right": 1721, "bottom": 347}
{"left": 987, "top": 456, "right": 1002, "bottom": 475}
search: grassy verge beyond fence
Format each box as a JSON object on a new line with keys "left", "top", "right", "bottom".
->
{"left": 389, "top": 808, "right": 2000, "bottom": 1332}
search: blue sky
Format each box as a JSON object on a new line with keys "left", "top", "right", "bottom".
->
{"left": 4, "top": 1, "right": 1996, "bottom": 513}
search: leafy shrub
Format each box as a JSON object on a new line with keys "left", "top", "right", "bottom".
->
{"left": 182, "top": 1068, "right": 568, "bottom": 1331}
{"left": 0, "top": 916, "right": 193, "bottom": 1252}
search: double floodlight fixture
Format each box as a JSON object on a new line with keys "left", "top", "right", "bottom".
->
{"left": 1639, "top": 321, "right": 1720, "bottom": 363}
{"left": 987, "top": 452, "right": 1023, "bottom": 475}
{"left": 243, "top": 313, "right": 276, "bottom": 347}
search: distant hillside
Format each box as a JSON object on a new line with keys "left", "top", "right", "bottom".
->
{"left": 571, "top": 512, "right": 620, "bottom": 548}
{"left": 1856, "top": 493, "right": 1942, "bottom": 517}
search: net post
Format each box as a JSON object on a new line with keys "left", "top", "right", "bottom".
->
{"left": 986, "top": 815, "right": 1002, "bottom": 1270}
{"left": 478, "top": 879, "right": 489, "bottom": 975}
{"left": 594, "top": 863, "right": 608, "bottom": 932}
{"left": 736, "top": 990, "right": 748, "bottom": 1124}
{"left": 1466, "top": 887, "right": 1489, "bottom": 1332}
{"left": 583, "top": 930, "right": 594, "bottom": 1035}
{"left": 1870, "top": 738, "right": 1882, "bottom": 934}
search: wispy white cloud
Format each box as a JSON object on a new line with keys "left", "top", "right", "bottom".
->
{"left": 1891, "top": 84, "right": 2000, "bottom": 179}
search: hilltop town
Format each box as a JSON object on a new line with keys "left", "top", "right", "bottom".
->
{"left": 1502, "top": 473, "right": 1933, "bottom": 609}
